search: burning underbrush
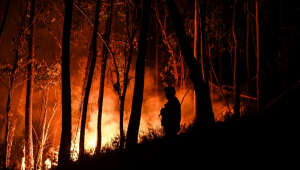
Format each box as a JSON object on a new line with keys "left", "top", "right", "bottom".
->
{"left": 1, "top": 69, "right": 239, "bottom": 170}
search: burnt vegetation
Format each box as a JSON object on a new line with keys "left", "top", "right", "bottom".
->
{"left": 0, "top": 0, "right": 298, "bottom": 169}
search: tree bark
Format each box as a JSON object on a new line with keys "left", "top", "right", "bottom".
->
{"left": 166, "top": 0, "right": 215, "bottom": 127}
{"left": 126, "top": 0, "right": 151, "bottom": 148}
{"left": 79, "top": 0, "right": 102, "bottom": 158}
{"left": 24, "top": 0, "right": 35, "bottom": 169}
{"left": 95, "top": 0, "right": 114, "bottom": 153}
{"left": 58, "top": 0, "right": 73, "bottom": 167}
{"left": 0, "top": 0, "right": 10, "bottom": 39}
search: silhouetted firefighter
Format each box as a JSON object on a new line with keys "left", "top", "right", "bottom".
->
{"left": 160, "top": 87, "right": 181, "bottom": 139}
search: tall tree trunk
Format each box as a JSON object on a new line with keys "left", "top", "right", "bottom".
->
{"left": 3, "top": 53, "right": 19, "bottom": 169}
{"left": 246, "top": 0, "right": 251, "bottom": 92}
{"left": 95, "top": 0, "right": 113, "bottom": 153}
{"left": 155, "top": 22, "right": 160, "bottom": 96}
{"left": 119, "top": 37, "right": 134, "bottom": 149}
{"left": 166, "top": 0, "right": 215, "bottom": 127}
{"left": 232, "top": 0, "right": 240, "bottom": 118}
{"left": 118, "top": 1, "right": 137, "bottom": 149}
{"left": 24, "top": 0, "right": 35, "bottom": 169}
{"left": 126, "top": 0, "right": 151, "bottom": 148}
{"left": 194, "top": 0, "right": 200, "bottom": 61}
{"left": 4, "top": 6, "right": 26, "bottom": 168}
{"left": 58, "top": 0, "right": 73, "bottom": 167}
{"left": 0, "top": 0, "right": 10, "bottom": 39}
{"left": 194, "top": 0, "right": 200, "bottom": 116}
{"left": 234, "top": 0, "right": 246, "bottom": 118}
{"left": 79, "top": 0, "right": 102, "bottom": 158}
{"left": 199, "top": 0, "right": 207, "bottom": 82}
{"left": 255, "top": 0, "right": 263, "bottom": 113}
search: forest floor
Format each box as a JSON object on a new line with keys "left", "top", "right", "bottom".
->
{"left": 62, "top": 102, "right": 296, "bottom": 170}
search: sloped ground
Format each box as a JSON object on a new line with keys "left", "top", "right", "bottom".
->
{"left": 63, "top": 105, "right": 296, "bottom": 170}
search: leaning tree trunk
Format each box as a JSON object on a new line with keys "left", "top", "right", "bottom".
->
{"left": 0, "top": 0, "right": 11, "bottom": 39}
{"left": 58, "top": 0, "right": 73, "bottom": 167}
{"left": 166, "top": 0, "right": 215, "bottom": 127}
{"left": 126, "top": 0, "right": 151, "bottom": 149}
{"left": 95, "top": 0, "right": 114, "bottom": 153}
{"left": 24, "top": 0, "right": 35, "bottom": 169}
{"left": 79, "top": 0, "right": 102, "bottom": 158}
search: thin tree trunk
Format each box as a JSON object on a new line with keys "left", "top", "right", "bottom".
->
{"left": 194, "top": 0, "right": 200, "bottom": 116}
{"left": 199, "top": 0, "right": 207, "bottom": 82}
{"left": 58, "top": 0, "right": 73, "bottom": 166}
{"left": 119, "top": 33, "right": 135, "bottom": 149}
{"left": 79, "top": 0, "right": 102, "bottom": 158}
{"left": 255, "top": 0, "right": 262, "bottom": 113}
{"left": 4, "top": 54, "right": 19, "bottom": 168}
{"left": 24, "top": 0, "right": 35, "bottom": 169}
{"left": 166, "top": 0, "right": 215, "bottom": 127}
{"left": 96, "top": 0, "right": 114, "bottom": 153}
{"left": 5, "top": 119, "right": 15, "bottom": 169}
{"left": 126, "top": 0, "right": 151, "bottom": 148}
{"left": 232, "top": 0, "right": 241, "bottom": 118}
{"left": 35, "top": 92, "right": 48, "bottom": 170}
{"left": 246, "top": 0, "right": 250, "bottom": 92}
{"left": 194, "top": 0, "right": 200, "bottom": 61}
{"left": 155, "top": 22, "right": 160, "bottom": 96}
{"left": 0, "top": 0, "right": 10, "bottom": 39}
{"left": 3, "top": 68, "right": 16, "bottom": 168}
{"left": 118, "top": 1, "right": 137, "bottom": 149}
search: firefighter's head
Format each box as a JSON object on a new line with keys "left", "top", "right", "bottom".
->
{"left": 164, "top": 86, "right": 176, "bottom": 100}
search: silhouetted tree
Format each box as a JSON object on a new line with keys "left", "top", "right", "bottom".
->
{"left": 166, "top": 0, "right": 215, "bottom": 127}
{"left": 0, "top": 0, "right": 10, "bottom": 39}
{"left": 110, "top": 0, "right": 138, "bottom": 149}
{"left": 24, "top": 0, "right": 35, "bottom": 169}
{"left": 58, "top": 0, "right": 73, "bottom": 167}
{"left": 194, "top": 0, "right": 200, "bottom": 61}
{"left": 255, "top": 0, "right": 263, "bottom": 113}
{"left": 199, "top": 0, "right": 207, "bottom": 81}
{"left": 126, "top": 0, "right": 151, "bottom": 148}
{"left": 245, "top": 0, "right": 251, "bottom": 92}
{"left": 96, "top": 0, "right": 114, "bottom": 153}
{"left": 232, "top": 0, "right": 241, "bottom": 118}
{"left": 79, "top": 0, "right": 102, "bottom": 158}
